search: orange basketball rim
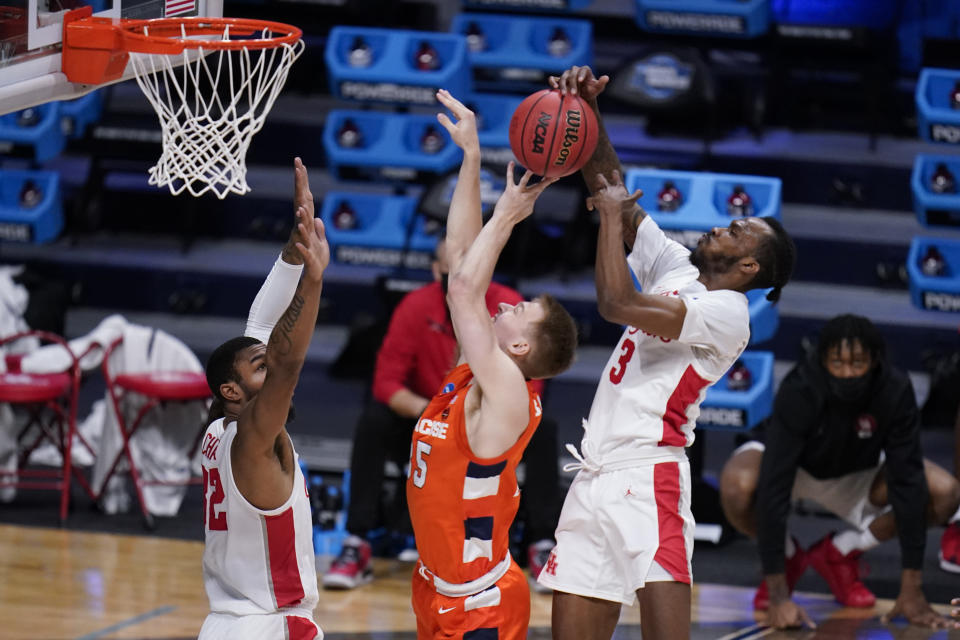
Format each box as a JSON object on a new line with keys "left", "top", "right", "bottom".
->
{"left": 60, "top": 6, "right": 305, "bottom": 199}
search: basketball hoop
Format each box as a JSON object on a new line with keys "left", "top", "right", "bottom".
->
{"left": 62, "top": 8, "right": 304, "bottom": 198}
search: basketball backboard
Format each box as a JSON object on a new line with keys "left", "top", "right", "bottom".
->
{"left": 0, "top": 0, "right": 222, "bottom": 114}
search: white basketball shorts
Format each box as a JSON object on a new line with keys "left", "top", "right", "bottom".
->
{"left": 198, "top": 611, "right": 322, "bottom": 640}
{"left": 735, "top": 441, "right": 889, "bottom": 530}
{"left": 536, "top": 459, "right": 694, "bottom": 606}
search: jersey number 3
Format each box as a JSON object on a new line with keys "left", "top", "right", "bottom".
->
{"left": 609, "top": 338, "right": 635, "bottom": 384}
{"left": 203, "top": 467, "right": 228, "bottom": 531}
{"left": 412, "top": 440, "right": 431, "bottom": 489}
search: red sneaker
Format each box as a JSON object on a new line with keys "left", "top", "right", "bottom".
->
{"left": 322, "top": 535, "right": 373, "bottom": 589}
{"left": 940, "top": 521, "right": 960, "bottom": 574}
{"left": 753, "top": 538, "right": 807, "bottom": 610}
{"left": 807, "top": 533, "right": 875, "bottom": 608}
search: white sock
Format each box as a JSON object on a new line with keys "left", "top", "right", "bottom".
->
{"left": 784, "top": 535, "right": 796, "bottom": 559}
{"left": 833, "top": 528, "right": 879, "bottom": 556}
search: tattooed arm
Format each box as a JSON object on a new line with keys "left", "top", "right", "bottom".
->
{"left": 238, "top": 200, "right": 330, "bottom": 457}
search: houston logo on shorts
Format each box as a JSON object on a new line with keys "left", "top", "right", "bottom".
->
{"left": 544, "top": 549, "right": 559, "bottom": 576}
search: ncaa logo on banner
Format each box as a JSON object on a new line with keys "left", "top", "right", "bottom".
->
{"left": 628, "top": 54, "right": 694, "bottom": 102}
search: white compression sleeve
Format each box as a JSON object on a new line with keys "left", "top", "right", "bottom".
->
{"left": 244, "top": 254, "right": 304, "bottom": 343}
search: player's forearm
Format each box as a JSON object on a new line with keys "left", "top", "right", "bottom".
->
{"left": 594, "top": 211, "right": 636, "bottom": 320}
{"left": 765, "top": 573, "right": 790, "bottom": 603}
{"left": 448, "top": 214, "right": 512, "bottom": 302}
{"left": 388, "top": 388, "right": 430, "bottom": 419}
{"left": 579, "top": 97, "right": 623, "bottom": 196}
{"left": 265, "top": 279, "right": 321, "bottom": 371}
{"left": 246, "top": 254, "right": 304, "bottom": 343}
{"left": 445, "top": 148, "right": 483, "bottom": 270}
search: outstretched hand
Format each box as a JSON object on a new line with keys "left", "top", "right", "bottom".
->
{"left": 492, "top": 162, "right": 558, "bottom": 225}
{"left": 283, "top": 157, "right": 316, "bottom": 264}
{"left": 436, "top": 89, "right": 479, "bottom": 153}
{"left": 549, "top": 65, "right": 609, "bottom": 102}
{"left": 881, "top": 592, "right": 960, "bottom": 629}
{"left": 295, "top": 213, "right": 330, "bottom": 284}
{"left": 585, "top": 170, "right": 643, "bottom": 218}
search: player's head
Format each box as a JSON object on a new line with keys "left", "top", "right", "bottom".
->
{"left": 690, "top": 216, "right": 796, "bottom": 302}
{"left": 492, "top": 294, "right": 577, "bottom": 379}
{"left": 817, "top": 314, "right": 884, "bottom": 402}
{"left": 817, "top": 314, "right": 885, "bottom": 376}
{"left": 206, "top": 336, "right": 267, "bottom": 411}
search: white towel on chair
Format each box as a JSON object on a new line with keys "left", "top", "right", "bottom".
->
{"left": 92, "top": 319, "right": 207, "bottom": 516}
{"left": 21, "top": 313, "right": 207, "bottom": 516}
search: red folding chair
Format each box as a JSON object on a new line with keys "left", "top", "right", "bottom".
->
{"left": 96, "top": 335, "right": 211, "bottom": 528}
{"left": 0, "top": 330, "right": 97, "bottom": 523}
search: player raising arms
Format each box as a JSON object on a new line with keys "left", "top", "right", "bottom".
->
{"left": 535, "top": 67, "right": 796, "bottom": 639}
{"left": 406, "top": 89, "right": 578, "bottom": 639}
{"left": 199, "top": 158, "right": 328, "bottom": 640}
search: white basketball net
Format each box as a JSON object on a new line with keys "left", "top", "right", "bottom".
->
{"left": 128, "top": 26, "right": 304, "bottom": 199}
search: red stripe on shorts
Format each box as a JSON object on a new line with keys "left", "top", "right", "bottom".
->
{"left": 659, "top": 365, "right": 709, "bottom": 447}
{"left": 286, "top": 615, "right": 319, "bottom": 640}
{"left": 265, "top": 508, "right": 306, "bottom": 608}
{"left": 653, "top": 461, "right": 690, "bottom": 584}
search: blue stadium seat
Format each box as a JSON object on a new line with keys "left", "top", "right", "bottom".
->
{"left": 450, "top": 13, "right": 592, "bottom": 93}
{"left": 911, "top": 154, "right": 960, "bottom": 228}
{"left": 59, "top": 91, "right": 104, "bottom": 139}
{"left": 324, "top": 27, "right": 470, "bottom": 107}
{"left": 0, "top": 104, "right": 66, "bottom": 163}
{"left": 907, "top": 236, "right": 960, "bottom": 313}
{"left": 322, "top": 110, "right": 463, "bottom": 182}
{"left": 0, "top": 169, "right": 62, "bottom": 244}
{"left": 624, "top": 168, "right": 782, "bottom": 249}
{"left": 319, "top": 192, "right": 439, "bottom": 269}
{"left": 915, "top": 68, "right": 960, "bottom": 145}
{"left": 699, "top": 350, "right": 774, "bottom": 430}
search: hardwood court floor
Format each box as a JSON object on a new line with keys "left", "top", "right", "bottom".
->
{"left": 0, "top": 524, "right": 956, "bottom": 640}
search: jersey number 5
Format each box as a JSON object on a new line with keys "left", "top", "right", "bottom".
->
{"left": 609, "top": 338, "right": 635, "bottom": 385}
{"left": 203, "top": 467, "right": 228, "bottom": 531}
{"left": 412, "top": 440, "right": 431, "bottom": 489}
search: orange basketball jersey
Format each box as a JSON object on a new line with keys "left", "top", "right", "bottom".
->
{"left": 407, "top": 363, "right": 542, "bottom": 584}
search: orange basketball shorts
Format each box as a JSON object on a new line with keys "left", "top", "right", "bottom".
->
{"left": 411, "top": 560, "right": 530, "bottom": 640}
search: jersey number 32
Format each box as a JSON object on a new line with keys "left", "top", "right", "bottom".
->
{"left": 203, "top": 467, "right": 228, "bottom": 531}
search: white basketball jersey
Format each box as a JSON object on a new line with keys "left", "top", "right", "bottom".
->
{"left": 583, "top": 217, "right": 750, "bottom": 460}
{"left": 200, "top": 418, "right": 319, "bottom": 618}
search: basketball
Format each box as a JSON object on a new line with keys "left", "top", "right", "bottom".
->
{"left": 508, "top": 89, "right": 598, "bottom": 178}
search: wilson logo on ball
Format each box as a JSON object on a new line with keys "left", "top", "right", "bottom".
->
{"left": 509, "top": 89, "right": 598, "bottom": 178}
{"left": 553, "top": 109, "right": 582, "bottom": 167}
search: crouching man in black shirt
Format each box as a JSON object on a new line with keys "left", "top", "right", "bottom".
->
{"left": 719, "top": 314, "right": 960, "bottom": 630}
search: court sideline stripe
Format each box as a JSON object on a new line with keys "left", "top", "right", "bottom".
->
{"left": 75, "top": 605, "right": 177, "bottom": 640}
{"left": 714, "top": 624, "right": 774, "bottom": 640}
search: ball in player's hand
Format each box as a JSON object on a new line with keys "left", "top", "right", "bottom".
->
{"left": 508, "top": 89, "right": 598, "bottom": 178}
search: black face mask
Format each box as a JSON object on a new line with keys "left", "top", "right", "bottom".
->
{"left": 440, "top": 273, "right": 449, "bottom": 296}
{"left": 827, "top": 372, "right": 873, "bottom": 403}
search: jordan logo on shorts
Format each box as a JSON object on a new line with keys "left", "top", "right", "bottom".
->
{"left": 544, "top": 550, "right": 558, "bottom": 576}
